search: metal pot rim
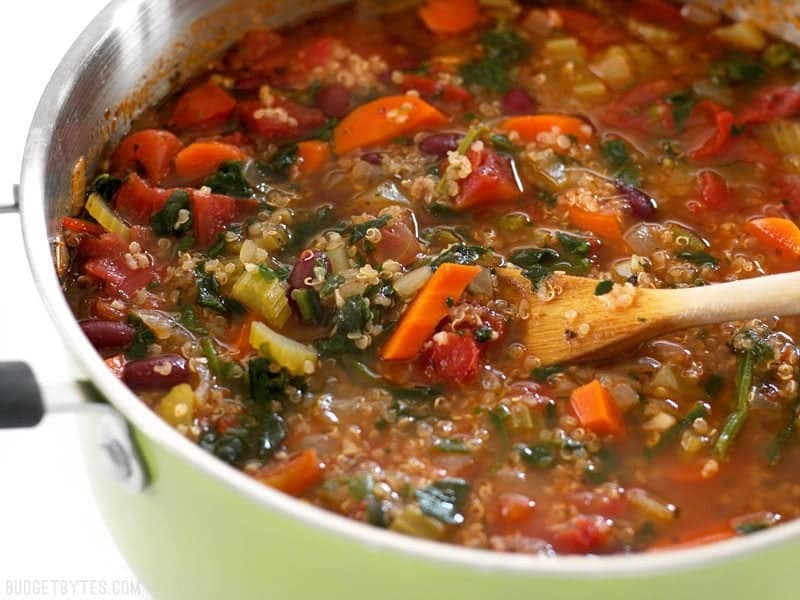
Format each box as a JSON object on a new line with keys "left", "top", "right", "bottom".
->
{"left": 18, "top": 0, "right": 800, "bottom": 577}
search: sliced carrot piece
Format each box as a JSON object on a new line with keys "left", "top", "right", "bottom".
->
{"left": 381, "top": 263, "right": 481, "bottom": 360}
{"left": 746, "top": 217, "right": 800, "bottom": 259}
{"left": 255, "top": 449, "right": 323, "bottom": 496}
{"left": 296, "top": 140, "right": 330, "bottom": 176}
{"left": 230, "top": 314, "right": 257, "bottom": 359}
{"left": 419, "top": 0, "right": 480, "bottom": 34}
{"left": 110, "top": 129, "right": 184, "bottom": 185}
{"left": 570, "top": 380, "right": 623, "bottom": 436}
{"left": 173, "top": 142, "right": 247, "bottom": 184}
{"left": 333, "top": 95, "right": 448, "bottom": 154}
{"left": 500, "top": 114, "right": 594, "bottom": 143}
{"left": 568, "top": 206, "right": 623, "bottom": 242}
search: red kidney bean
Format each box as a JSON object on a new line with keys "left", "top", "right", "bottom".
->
{"left": 289, "top": 250, "right": 331, "bottom": 291}
{"left": 122, "top": 355, "right": 189, "bottom": 390}
{"left": 360, "top": 152, "right": 384, "bottom": 165}
{"left": 80, "top": 320, "right": 136, "bottom": 354}
{"left": 418, "top": 133, "right": 462, "bottom": 157}
{"left": 616, "top": 180, "right": 658, "bottom": 219}
{"left": 502, "top": 89, "right": 535, "bottom": 115}
{"left": 316, "top": 84, "right": 351, "bottom": 118}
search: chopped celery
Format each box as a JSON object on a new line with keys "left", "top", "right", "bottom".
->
{"left": 326, "top": 244, "right": 350, "bottom": 274}
{"left": 543, "top": 37, "right": 586, "bottom": 63}
{"left": 156, "top": 384, "right": 195, "bottom": 428}
{"left": 390, "top": 505, "right": 446, "bottom": 540}
{"left": 589, "top": 45, "right": 634, "bottom": 90}
{"left": 509, "top": 403, "right": 535, "bottom": 431}
{"left": 85, "top": 192, "right": 130, "bottom": 240}
{"left": 231, "top": 267, "right": 291, "bottom": 330}
{"left": 249, "top": 320, "right": 318, "bottom": 376}
{"left": 291, "top": 288, "right": 322, "bottom": 324}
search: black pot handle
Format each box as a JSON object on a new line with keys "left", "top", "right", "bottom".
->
{"left": 0, "top": 362, "right": 45, "bottom": 428}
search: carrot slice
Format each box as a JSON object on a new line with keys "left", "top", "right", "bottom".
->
{"left": 173, "top": 142, "right": 247, "bottom": 184}
{"left": 419, "top": 0, "right": 480, "bottom": 34}
{"left": 746, "top": 217, "right": 800, "bottom": 258}
{"left": 110, "top": 129, "right": 183, "bottom": 185}
{"left": 333, "top": 95, "right": 448, "bottom": 154}
{"left": 296, "top": 140, "right": 330, "bottom": 176}
{"left": 568, "top": 206, "right": 623, "bottom": 242}
{"left": 255, "top": 449, "right": 323, "bottom": 496}
{"left": 381, "top": 263, "right": 481, "bottom": 360}
{"left": 570, "top": 380, "right": 623, "bottom": 436}
{"left": 500, "top": 114, "right": 594, "bottom": 143}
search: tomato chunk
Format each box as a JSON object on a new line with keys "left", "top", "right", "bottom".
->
{"left": 552, "top": 515, "right": 612, "bottom": 555}
{"left": 191, "top": 191, "right": 238, "bottom": 248}
{"left": 113, "top": 174, "right": 175, "bottom": 226}
{"left": 455, "top": 148, "right": 522, "bottom": 208}
{"left": 238, "top": 99, "right": 326, "bottom": 141}
{"left": 424, "top": 331, "right": 481, "bottom": 381}
{"left": 110, "top": 130, "right": 183, "bottom": 185}
{"left": 738, "top": 85, "right": 800, "bottom": 125}
{"left": 698, "top": 171, "right": 730, "bottom": 210}
{"left": 171, "top": 82, "right": 237, "bottom": 130}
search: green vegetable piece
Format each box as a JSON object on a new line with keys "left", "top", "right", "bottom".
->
{"left": 490, "top": 134, "right": 516, "bottom": 154}
{"left": 88, "top": 173, "right": 123, "bottom": 201}
{"left": 518, "top": 443, "right": 556, "bottom": 469}
{"left": 460, "top": 29, "right": 530, "bottom": 92}
{"left": 765, "top": 396, "right": 800, "bottom": 466}
{"left": 675, "top": 251, "right": 720, "bottom": 268}
{"left": 248, "top": 357, "right": 289, "bottom": 403}
{"left": 151, "top": 190, "right": 192, "bottom": 236}
{"left": 430, "top": 244, "right": 487, "bottom": 268}
{"left": 196, "top": 267, "right": 230, "bottom": 314}
{"left": 126, "top": 317, "right": 156, "bottom": 360}
{"left": 664, "top": 90, "right": 698, "bottom": 131}
{"left": 704, "top": 374, "right": 724, "bottom": 398}
{"left": 415, "top": 478, "right": 470, "bottom": 525}
{"left": 433, "top": 438, "right": 471, "bottom": 454}
{"left": 257, "top": 144, "right": 299, "bottom": 180}
{"left": 292, "top": 288, "right": 322, "bottom": 324}
{"left": 600, "top": 140, "right": 631, "bottom": 170}
{"left": 257, "top": 412, "right": 287, "bottom": 459}
{"left": 473, "top": 324, "right": 494, "bottom": 343}
{"left": 203, "top": 161, "right": 253, "bottom": 197}
{"left": 348, "top": 215, "right": 390, "bottom": 244}
{"left": 763, "top": 42, "right": 800, "bottom": 70}
{"left": 710, "top": 51, "right": 765, "bottom": 85}
{"left": 594, "top": 280, "right": 614, "bottom": 296}
{"left": 532, "top": 365, "right": 564, "bottom": 382}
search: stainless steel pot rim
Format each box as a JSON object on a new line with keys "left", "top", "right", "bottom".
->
{"left": 19, "top": 0, "right": 800, "bottom": 578}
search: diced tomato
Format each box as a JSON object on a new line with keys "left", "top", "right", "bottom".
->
{"left": 191, "top": 191, "right": 237, "bottom": 248}
{"left": 298, "top": 36, "right": 337, "bottom": 71}
{"left": 397, "top": 74, "right": 472, "bottom": 105}
{"left": 110, "top": 129, "right": 183, "bottom": 185}
{"left": 77, "top": 233, "right": 128, "bottom": 258}
{"left": 496, "top": 493, "right": 537, "bottom": 526}
{"left": 455, "top": 148, "right": 523, "bottom": 208}
{"left": 629, "top": 0, "right": 684, "bottom": 28}
{"left": 599, "top": 80, "right": 677, "bottom": 134}
{"left": 698, "top": 171, "right": 730, "bottom": 210}
{"left": 224, "top": 28, "right": 284, "bottom": 72}
{"left": 779, "top": 173, "right": 800, "bottom": 218}
{"left": 556, "top": 9, "right": 628, "bottom": 48}
{"left": 738, "top": 85, "right": 800, "bottom": 125}
{"left": 368, "top": 209, "right": 421, "bottom": 266}
{"left": 170, "top": 82, "right": 237, "bottom": 130}
{"left": 113, "top": 174, "right": 175, "bottom": 225}
{"left": 238, "top": 99, "right": 326, "bottom": 141}
{"left": 424, "top": 331, "right": 481, "bottom": 382}
{"left": 687, "top": 100, "right": 735, "bottom": 161}
{"left": 551, "top": 515, "right": 612, "bottom": 555}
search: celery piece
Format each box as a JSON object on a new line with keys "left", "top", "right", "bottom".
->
{"left": 249, "top": 320, "right": 318, "bottom": 376}
{"left": 85, "top": 192, "right": 130, "bottom": 240}
{"left": 157, "top": 384, "right": 195, "bottom": 428}
{"left": 291, "top": 288, "right": 322, "bottom": 324}
{"left": 231, "top": 268, "right": 291, "bottom": 330}
{"left": 390, "top": 505, "right": 446, "bottom": 540}
{"left": 543, "top": 37, "right": 586, "bottom": 63}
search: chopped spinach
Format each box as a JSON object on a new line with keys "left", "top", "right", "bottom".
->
{"left": 126, "top": 316, "right": 156, "bottom": 360}
{"left": 248, "top": 357, "right": 289, "bottom": 403}
{"left": 518, "top": 443, "right": 557, "bottom": 469}
{"left": 151, "top": 190, "right": 192, "bottom": 236}
{"left": 489, "top": 133, "right": 516, "bottom": 153}
{"left": 257, "top": 412, "right": 287, "bottom": 459}
{"left": 710, "top": 51, "right": 765, "bottom": 85}
{"left": 256, "top": 144, "right": 299, "bottom": 180}
{"left": 460, "top": 29, "right": 530, "bottom": 92}
{"left": 430, "top": 244, "right": 487, "bottom": 268}
{"left": 532, "top": 365, "right": 564, "bottom": 382}
{"left": 674, "top": 250, "right": 720, "bottom": 268}
{"left": 203, "top": 161, "right": 253, "bottom": 197}
{"left": 89, "top": 173, "right": 122, "bottom": 201}
{"left": 288, "top": 205, "right": 336, "bottom": 252}
{"left": 664, "top": 90, "right": 698, "bottom": 131}
{"left": 594, "top": 280, "right": 614, "bottom": 295}
{"left": 348, "top": 215, "right": 391, "bottom": 244}
{"left": 600, "top": 139, "right": 641, "bottom": 186}
{"left": 195, "top": 266, "right": 231, "bottom": 314}
{"left": 415, "top": 478, "right": 470, "bottom": 525}
{"left": 316, "top": 295, "right": 372, "bottom": 356}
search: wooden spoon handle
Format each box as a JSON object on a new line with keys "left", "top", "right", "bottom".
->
{"left": 668, "top": 271, "right": 800, "bottom": 328}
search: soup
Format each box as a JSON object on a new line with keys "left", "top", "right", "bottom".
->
{"left": 62, "top": 0, "right": 800, "bottom": 554}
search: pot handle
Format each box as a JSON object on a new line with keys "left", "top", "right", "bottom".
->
{"left": 0, "top": 362, "right": 45, "bottom": 428}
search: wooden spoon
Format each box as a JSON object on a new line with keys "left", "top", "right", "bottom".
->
{"left": 495, "top": 267, "right": 800, "bottom": 367}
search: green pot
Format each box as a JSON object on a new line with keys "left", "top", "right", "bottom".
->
{"left": 10, "top": 1, "right": 800, "bottom": 597}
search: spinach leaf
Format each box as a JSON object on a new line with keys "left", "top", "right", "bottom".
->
{"left": 348, "top": 215, "right": 391, "bottom": 244}
{"left": 600, "top": 139, "right": 641, "bottom": 186}
{"left": 152, "top": 190, "right": 192, "bottom": 236}
{"left": 518, "top": 443, "right": 557, "bottom": 469}
{"left": 532, "top": 365, "right": 564, "bottom": 382}
{"left": 316, "top": 296, "right": 372, "bottom": 356}
{"left": 595, "top": 280, "right": 613, "bottom": 295}
{"left": 126, "top": 316, "right": 156, "bottom": 360}
{"left": 248, "top": 357, "right": 289, "bottom": 403}
{"left": 415, "top": 478, "right": 470, "bottom": 525}
{"left": 257, "top": 412, "right": 287, "bottom": 459}
{"left": 195, "top": 266, "right": 229, "bottom": 313}
{"left": 430, "top": 244, "right": 487, "bottom": 268}
{"left": 288, "top": 205, "right": 336, "bottom": 252}
{"left": 674, "top": 250, "right": 720, "bottom": 268}
{"left": 460, "top": 29, "right": 530, "bottom": 92}
{"left": 256, "top": 144, "right": 299, "bottom": 180}
{"left": 710, "top": 51, "right": 765, "bottom": 85}
{"left": 664, "top": 90, "right": 698, "bottom": 131}
{"left": 89, "top": 173, "right": 122, "bottom": 201}
{"left": 203, "top": 161, "right": 253, "bottom": 198}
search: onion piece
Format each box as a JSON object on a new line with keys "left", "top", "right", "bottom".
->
{"left": 624, "top": 223, "right": 665, "bottom": 256}
{"left": 393, "top": 266, "right": 433, "bottom": 299}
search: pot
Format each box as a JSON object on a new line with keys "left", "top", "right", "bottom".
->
{"left": 4, "top": 1, "right": 800, "bottom": 598}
